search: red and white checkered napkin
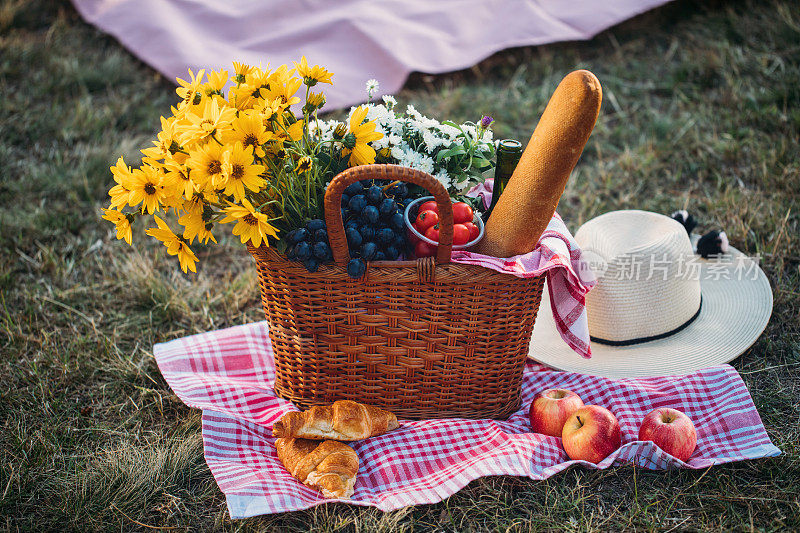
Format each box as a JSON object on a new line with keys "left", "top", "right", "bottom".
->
{"left": 461, "top": 180, "right": 595, "bottom": 358}
{"left": 451, "top": 212, "right": 595, "bottom": 358}
{"left": 154, "top": 321, "right": 780, "bottom": 519}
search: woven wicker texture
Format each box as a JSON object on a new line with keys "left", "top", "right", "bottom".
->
{"left": 249, "top": 164, "right": 545, "bottom": 419}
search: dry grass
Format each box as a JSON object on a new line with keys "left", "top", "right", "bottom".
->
{"left": 1, "top": 0, "right": 798, "bottom": 530}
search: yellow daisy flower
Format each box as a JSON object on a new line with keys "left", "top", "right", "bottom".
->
{"left": 176, "top": 68, "right": 205, "bottom": 109}
{"left": 231, "top": 61, "right": 253, "bottom": 84}
{"left": 101, "top": 208, "right": 134, "bottom": 245}
{"left": 221, "top": 142, "right": 266, "bottom": 201}
{"left": 179, "top": 208, "right": 217, "bottom": 245}
{"left": 183, "top": 191, "right": 219, "bottom": 215}
{"left": 141, "top": 116, "right": 186, "bottom": 163}
{"left": 342, "top": 105, "right": 384, "bottom": 167}
{"left": 203, "top": 69, "right": 229, "bottom": 96}
{"left": 260, "top": 64, "right": 302, "bottom": 109}
{"left": 220, "top": 198, "right": 278, "bottom": 248}
{"left": 223, "top": 113, "right": 273, "bottom": 157}
{"left": 146, "top": 216, "right": 198, "bottom": 273}
{"left": 153, "top": 162, "right": 187, "bottom": 210}
{"left": 264, "top": 141, "right": 287, "bottom": 160}
{"left": 178, "top": 97, "right": 236, "bottom": 145}
{"left": 164, "top": 160, "right": 195, "bottom": 200}
{"left": 128, "top": 165, "right": 166, "bottom": 214}
{"left": 227, "top": 84, "right": 256, "bottom": 111}
{"left": 242, "top": 66, "right": 271, "bottom": 100}
{"left": 108, "top": 156, "right": 133, "bottom": 210}
{"left": 305, "top": 91, "right": 326, "bottom": 110}
{"left": 294, "top": 156, "right": 313, "bottom": 174}
{"left": 294, "top": 56, "right": 333, "bottom": 86}
{"left": 186, "top": 141, "right": 226, "bottom": 191}
{"left": 273, "top": 114, "right": 304, "bottom": 142}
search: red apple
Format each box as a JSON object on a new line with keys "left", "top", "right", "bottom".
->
{"left": 638, "top": 407, "right": 697, "bottom": 462}
{"left": 529, "top": 389, "right": 585, "bottom": 437}
{"left": 562, "top": 405, "right": 621, "bottom": 463}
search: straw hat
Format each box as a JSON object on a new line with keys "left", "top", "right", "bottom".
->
{"left": 529, "top": 210, "right": 772, "bottom": 378}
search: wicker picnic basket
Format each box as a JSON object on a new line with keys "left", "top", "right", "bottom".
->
{"left": 248, "top": 164, "right": 544, "bottom": 420}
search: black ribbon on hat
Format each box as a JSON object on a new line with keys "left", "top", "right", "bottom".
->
{"left": 591, "top": 296, "right": 703, "bottom": 346}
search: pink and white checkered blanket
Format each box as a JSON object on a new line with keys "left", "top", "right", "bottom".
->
{"left": 154, "top": 321, "right": 780, "bottom": 518}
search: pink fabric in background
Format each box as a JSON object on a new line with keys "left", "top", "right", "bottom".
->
{"left": 71, "top": 0, "right": 672, "bottom": 110}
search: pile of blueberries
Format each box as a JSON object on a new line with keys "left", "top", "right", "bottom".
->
{"left": 284, "top": 218, "right": 332, "bottom": 273}
{"left": 342, "top": 180, "right": 410, "bottom": 278}
{"left": 285, "top": 180, "right": 411, "bottom": 278}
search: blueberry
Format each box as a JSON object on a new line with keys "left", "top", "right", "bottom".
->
{"left": 346, "top": 227, "right": 363, "bottom": 247}
{"left": 307, "top": 218, "right": 325, "bottom": 231}
{"left": 362, "top": 205, "right": 380, "bottom": 225}
{"left": 374, "top": 251, "right": 386, "bottom": 261}
{"left": 389, "top": 212, "right": 405, "bottom": 231}
{"left": 304, "top": 258, "right": 319, "bottom": 272}
{"left": 379, "top": 198, "right": 397, "bottom": 217}
{"left": 314, "top": 228, "right": 328, "bottom": 243}
{"left": 313, "top": 241, "right": 331, "bottom": 260}
{"left": 385, "top": 245, "right": 400, "bottom": 260}
{"left": 287, "top": 228, "right": 310, "bottom": 244}
{"left": 359, "top": 179, "right": 373, "bottom": 189}
{"left": 360, "top": 241, "right": 378, "bottom": 261}
{"left": 388, "top": 183, "right": 408, "bottom": 198}
{"left": 350, "top": 248, "right": 359, "bottom": 258}
{"left": 377, "top": 227, "right": 395, "bottom": 245}
{"left": 286, "top": 229, "right": 300, "bottom": 244}
{"left": 348, "top": 194, "right": 367, "bottom": 213}
{"left": 347, "top": 258, "right": 366, "bottom": 278}
{"left": 359, "top": 225, "right": 375, "bottom": 241}
{"left": 344, "top": 182, "right": 364, "bottom": 197}
{"left": 392, "top": 233, "right": 406, "bottom": 249}
{"left": 286, "top": 245, "right": 297, "bottom": 260}
{"left": 294, "top": 241, "right": 312, "bottom": 260}
{"left": 345, "top": 219, "right": 359, "bottom": 232}
{"left": 341, "top": 194, "right": 351, "bottom": 208}
{"left": 367, "top": 185, "right": 383, "bottom": 205}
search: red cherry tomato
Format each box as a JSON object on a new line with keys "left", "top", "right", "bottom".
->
{"left": 424, "top": 224, "right": 440, "bottom": 243}
{"left": 415, "top": 240, "right": 437, "bottom": 258}
{"left": 415, "top": 210, "right": 439, "bottom": 233}
{"left": 453, "top": 223, "right": 471, "bottom": 245}
{"left": 463, "top": 221, "right": 479, "bottom": 242}
{"left": 452, "top": 202, "right": 474, "bottom": 224}
{"left": 419, "top": 200, "right": 438, "bottom": 214}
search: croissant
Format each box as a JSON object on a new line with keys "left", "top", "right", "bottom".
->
{"left": 272, "top": 400, "right": 399, "bottom": 441}
{"left": 275, "top": 437, "right": 359, "bottom": 499}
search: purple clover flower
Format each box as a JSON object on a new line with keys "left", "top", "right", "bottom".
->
{"left": 480, "top": 115, "right": 494, "bottom": 129}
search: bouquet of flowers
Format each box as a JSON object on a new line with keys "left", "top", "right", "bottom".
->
{"left": 102, "top": 59, "right": 495, "bottom": 273}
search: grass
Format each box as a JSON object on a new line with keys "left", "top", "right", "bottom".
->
{"left": 1, "top": 0, "right": 798, "bottom": 530}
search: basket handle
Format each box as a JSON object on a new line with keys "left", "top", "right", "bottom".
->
{"left": 324, "top": 164, "right": 454, "bottom": 266}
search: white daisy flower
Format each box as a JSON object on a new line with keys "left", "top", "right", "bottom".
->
{"left": 381, "top": 95, "right": 397, "bottom": 109}
{"left": 391, "top": 145, "right": 405, "bottom": 160}
{"left": 416, "top": 154, "right": 435, "bottom": 174}
{"left": 366, "top": 78, "right": 380, "bottom": 99}
{"left": 434, "top": 169, "right": 451, "bottom": 189}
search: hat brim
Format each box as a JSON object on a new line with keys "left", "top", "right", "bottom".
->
{"left": 528, "top": 245, "right": 773, "bottom": 378}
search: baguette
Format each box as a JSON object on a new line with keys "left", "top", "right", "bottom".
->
{"left": 475, "top": 70, "right": 602, "bottom": 257}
